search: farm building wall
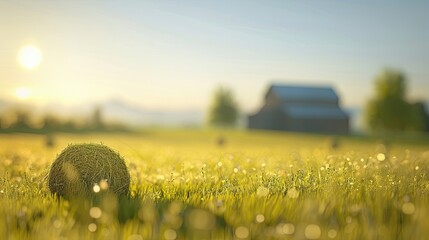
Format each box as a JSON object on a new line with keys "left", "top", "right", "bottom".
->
{"left": 248, "top": 84, "right": 350, "bottom": 134}
{"left": 248, "top": 107, "right": 285, "bottom": 131}
{"left": 283, "top": 117, "right": 349, "bottom": 134}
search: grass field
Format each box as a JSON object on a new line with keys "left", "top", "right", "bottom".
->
{"left": 1, "top": 129, "right": 429, "bottom": 239}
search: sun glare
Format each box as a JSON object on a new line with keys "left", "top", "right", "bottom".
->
{"left": 15, "top": 87, "right": 32, "bottom": 100}
{"left": 18, "top": 45, "right": 42, "bottom": 69}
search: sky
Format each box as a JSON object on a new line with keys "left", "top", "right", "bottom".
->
{"left": 1, "top": 0, "right": 428, "bottom": 113}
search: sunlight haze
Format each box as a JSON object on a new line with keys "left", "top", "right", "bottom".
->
{"left": 18, "top": 45, "right": 42, "bottom": 70}
{"left": 1, "top": 1, "right": 428, "bottom": 112}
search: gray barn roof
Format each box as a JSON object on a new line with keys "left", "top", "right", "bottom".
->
{"left": 268, "top": 84, "right": 339, "bottom": 103}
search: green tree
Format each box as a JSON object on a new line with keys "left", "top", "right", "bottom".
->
{"left": 91, "top": 106, "right": 104, "bottom": 130}
{"left": 207, "top": 86, "right": 239, "bottom": 127}
{"left": 365, "top": 69, "right": 424, "bottom": 132}
{"left": 42, "top": 114, "right": 61, "bottom": 132}
{"left": 12, "top": 110, "right": 32, "bottom": 131}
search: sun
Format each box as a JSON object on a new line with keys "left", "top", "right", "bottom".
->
{"left": 18, "top": 45, "right": 42, "bottom": 69}
{"left": 15, "top": 87, "right": 32, "bottom": 100}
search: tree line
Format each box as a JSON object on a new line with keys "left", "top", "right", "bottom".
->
{"left": 0, "top": 107, "right": 127, "bottom": 134}
{"left": 1, "top": 68, "right": 427, "bottom": 134}
{"left": 365, "top": 69, "right": 429, "bottom": 133}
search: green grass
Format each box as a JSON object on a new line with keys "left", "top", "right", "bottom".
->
{"left": 1, "top": 129, "right": 429, "bottom": 239}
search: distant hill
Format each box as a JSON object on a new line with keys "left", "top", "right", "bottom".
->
{"left": 100, "top": 99, "right": 204, "bottom": 127}
{"left": 0, "top": 98, "right": 205, "bottom": 127}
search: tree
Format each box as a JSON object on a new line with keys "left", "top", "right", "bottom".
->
{"left": 12, "top": 110, "right": 32, "bottom": 131}
{"left": 91, "top": 106, "right": 105, "bottom": 130}
{"left": 42, "top": 114, "right": 62, "bottom": 132}
{"left": 207, "top": 86, "right": 239, "bottom": 127}
{"left": 364, "top": 69, "right": 424, "bottom": 132}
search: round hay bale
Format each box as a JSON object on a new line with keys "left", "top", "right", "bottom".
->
{"left": 48, "top": 143, "right": 130, "bottom": 198}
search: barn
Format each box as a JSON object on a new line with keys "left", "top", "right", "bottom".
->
{"left": 248, "top": 84, "right": 350, "bottom": 134}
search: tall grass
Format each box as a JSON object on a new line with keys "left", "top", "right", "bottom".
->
{"left": 0, "top": 130, "right": 428, "bottom": 239}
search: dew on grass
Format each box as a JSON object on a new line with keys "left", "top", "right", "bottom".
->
{"left": 287, "top": 187, "right": 299, "bottom": 199}
{"left": 328, "top": 229, "right": 337, "bottom": 238}
{"left": 276, "top": 223, "right": 295, "bottom": 235}
{"left": 256, "top": 214, "right": 265, "bottom": 223}
{"left": 93, "top": 183, "right": 100, "bottom": 193}
{"left": 99, "top": 179, "right": 109, "bottom": 190}
{"left": 346, "top": 216, "right": 352, "bottom": 224}
{"left": 89, "top": 207, "right": 102, "bottom": 219}
{"left": 377, "top": 153, "right": 386, "bottom": 161}
{"left": 235, "top": 226, "right": 249, "bottom": 239}
{"left": 257, "top": 186, "right": 269, "bottom": 197}
{"left": 164, "top": 229, "right": 177, "bottom": 240}
{"left": 53, "top": 220, "right": 62, "bottom": 228}
{"left": 88, "top": 223, "right": 97, "bottom": 232}
{"left": 402, "top": 202, "right": 415, "bottom": 215}
{"left": 305, "top": 224, "right": 321, "bottom": 239}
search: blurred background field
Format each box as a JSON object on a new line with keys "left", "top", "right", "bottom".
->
{"left": 1, "top": 129, "right": 429, "bottom": 239}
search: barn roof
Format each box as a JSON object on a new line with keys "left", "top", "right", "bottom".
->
{"left": 282, "top": 104, "right": 349, "bottom": 119}
{"left": 268, "top": 84, "right": 339, "bottom": 103}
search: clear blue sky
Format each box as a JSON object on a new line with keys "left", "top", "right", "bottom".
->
{"left": 1, "top": 0, "right": 428, "bottom": 112}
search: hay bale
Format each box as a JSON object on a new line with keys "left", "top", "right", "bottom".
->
{"left": 48, "top": 143, "right": 130, "bottom": 198}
